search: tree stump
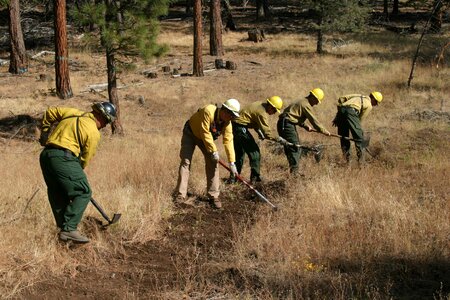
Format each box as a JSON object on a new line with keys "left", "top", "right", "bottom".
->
{"left": 146, "top": 72, "right": 158, "bottom": 78}
{"left": 248, "top": 29, "right": 265, "bottom": 43}
{"left": 225, "top": 61, "right": 237, "bottom": 70}
{"left": 215, "top": 58, "right": 225, "bottom": 69}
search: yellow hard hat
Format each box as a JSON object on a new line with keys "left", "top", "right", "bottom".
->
{"left": 310, "top": 88, "right": 324, "bottom": 102}
{"left": 370, "top": 91, "right": 383, "bottom": 103}
{"left": 267, "top": 96, "right": 283, "bottom": 113}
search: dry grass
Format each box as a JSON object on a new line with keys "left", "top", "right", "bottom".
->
{"left": 0, "top": 20, "right": 449, "bottom": 299}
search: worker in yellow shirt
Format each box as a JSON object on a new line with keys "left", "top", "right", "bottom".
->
{"left": 174, "top": 99, "right": 240, "bottom": 209}
{"left": 277, "top": 88, "right": 330, "bottom": 174}
{"left": 332, "top": 92, "right": 383, "bottom": 163}
{"left": 231, "top": 96, "right": 288, "bottom": 184}
{"left": 39, "top": 102, "right": 117, "bottom": 243}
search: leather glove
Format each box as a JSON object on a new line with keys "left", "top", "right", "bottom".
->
{"left": 229, "top": 162, "right": 238, "bottom": 176}
{"left": 211, "top": 151, "right": 220, "bottom": 162}
{"left": 39, "top": 130, "right": 49, "bottom": 146}
{"left": 277, "top": 136, "right": 290, "bottom": 146}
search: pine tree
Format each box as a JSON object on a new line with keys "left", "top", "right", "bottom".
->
{"left": 2, "top": 0, "right": 29, "bottom": 74}
{"left": 193, "top": 0, "right": 203, "bottom": 76}
{"left": 54, "top": 0, "right": 73, "bottom": 99}
{"left": 306, "top": 0, "right": 370, "bottom": 54}
{"left": 209, "top": 0, "right": 223, "bottom": 56}
{"left": 73, "top": 0, "right": 169, "bottom": 134}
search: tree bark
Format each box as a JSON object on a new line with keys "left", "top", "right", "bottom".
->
{"left": 383, "top": 0, "right": 389, "bottom": 21}
{"left": 256, "top": 0, "right": 271, "bottom": 21}
{"left": 316, "top": 15, "right": 324, "bottom": 54}
{"left": 8, "top": 0, "right": 28, "bottom": 74}
{"left": 186, "top": 0, "right": 192, "bottom": 14}
{"left": 54, "top": 0, "right": 73, "bottom": 99}
{"left": 317, "top": 28, "right": 323, "bottom": 54}
{"left": 392, "top": 0, "right": 399, "bottom": 15}
{"left": 430, "top": 0, "right": 444, "bottom": 33}
{"left": 106, "top": 48, "right": 123, "bottom": 134}
{"left": 103, "top": 0, "right": 123, "bottom": 134}
{"left": 193, "top": 0, "right": 204, "bottom": 76}
{"left": 209, "top": 0, "right": 224, "bottom": 56}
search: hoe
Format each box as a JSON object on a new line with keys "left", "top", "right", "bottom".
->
{"left": 90, "top": 198, "right": 121, "bottom": 226}
{"left": 219, "top": 160, "right": 278, "bottom": 211}
{"left": 311, "top": 130, "right": 374, "bottom": 157}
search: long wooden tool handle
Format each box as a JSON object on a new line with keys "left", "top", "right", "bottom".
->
{"left": 311, "top": 129, "right": 356, "bottom": 141}
{"left": 90, "top": 198, "right": 112, "bottom": 223}
{"left": 219, "top": 160, "right": 278, "bottom": 210}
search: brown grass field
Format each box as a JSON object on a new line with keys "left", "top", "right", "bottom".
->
{"left": 0, "top": 4, "right": 449, "bottom": 299}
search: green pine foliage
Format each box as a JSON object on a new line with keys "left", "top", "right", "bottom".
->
{"left": 73, "top": 0, "right": 170, "bottom": 61}
{"left": 308, "top": 0, "right": 370, "bottom": 33}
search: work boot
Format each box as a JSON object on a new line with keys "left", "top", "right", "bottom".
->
{"left": 209, "top": 197, "right": 222, "bottom": 209}
{"left": 59, "top": 230, "right": 90, "bottom": 243}
{"left": 250, "top": 176, "right": 263, "bottom": 185}
{"left": 226, "top": 174, "right": 237, "bottom": 184}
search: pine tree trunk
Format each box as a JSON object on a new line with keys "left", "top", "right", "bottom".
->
{"left": 383, "top": 0, "right": 389, "bottom": 21}
{"left": 209, "top": 0, "right": 224, "bottom": 56}
{"left": 193, "top": 0, "right": 203, "bottom": 76}
{"left": 106, "top": 49, "right": 122, "bottom": 134}
{"left": 317, "top": 28, "right": 323, "bottom": 54}
{"left": 54, "top": 0, "right": 73, "bottom": 99}
{"left": 8, "top": 0, "right": 28, "bottom": 74}
{"left": 186, "top": 0, "right": 192, "bottom": 14}
{"left": 430, "top": 0, "right": 443, "bottom": 33}
{"left": 316, "top": 15, "right": 324, "bottom": 54}
{"left": 256, "top": 0, "right": 270, "bottom": 21}
{"left": 392, "top": 0, "right": 399, "bottom": 15}
{"left": 103, "top": 0, "right": 123, "bottom": 134}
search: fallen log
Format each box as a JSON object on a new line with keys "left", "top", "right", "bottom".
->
{"left": 31, "top": 51, "right": 55, "bottom": 59}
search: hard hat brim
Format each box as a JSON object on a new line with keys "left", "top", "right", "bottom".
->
{"left": 222, "top": 103, "right": 240, "bottom": 117}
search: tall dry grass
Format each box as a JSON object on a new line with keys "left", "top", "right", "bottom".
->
{"left": 0, "top": 23, "right": 449, "bottom": 298}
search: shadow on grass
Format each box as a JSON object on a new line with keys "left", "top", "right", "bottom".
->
{"left": 215, "top": 256, "right": 449, "bottom": 298}
{"left": 0, "top": 114, "right": 40, "bottom": 141}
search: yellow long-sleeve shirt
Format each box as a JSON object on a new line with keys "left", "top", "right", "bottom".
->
{"left": 233, "top": 100, "right": 275, "bottom": 140}
{"left": 42, "top": 107, "right": 100, "bottom": 169}
{"left": 281, "top": 98, "right": 327, "bottom": 133}
{"left": 338, "top": 94, "right": 373, "bottom": 122}
{"left": 188, "top": 104, "right": 235, "bottom": 163}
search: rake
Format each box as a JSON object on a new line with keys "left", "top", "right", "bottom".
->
{"left": 219, "top": 160, "right": 278, "bottom": 211}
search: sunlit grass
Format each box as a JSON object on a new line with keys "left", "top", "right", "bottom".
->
{"left": 0, "top": 16, "right": 449, "bottom": 298}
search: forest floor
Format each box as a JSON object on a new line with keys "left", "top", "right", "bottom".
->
{"left": 1, "top": 2, "right": 448, "bottom": 299}
{"left": 20, "top": 193, "right": 262, "bottom": 299}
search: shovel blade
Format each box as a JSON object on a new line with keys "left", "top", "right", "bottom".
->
{"left": 109, "top": 213, "right": 122, "bottom": 225}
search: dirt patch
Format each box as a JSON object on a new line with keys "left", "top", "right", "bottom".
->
{"left": 19, "top": 188, "right": 261, "bottom": 299}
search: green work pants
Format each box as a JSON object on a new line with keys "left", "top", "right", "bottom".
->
{"left": 335, "top": 106, "right": 364, "bottom": 162}
{"left": 277, "top": 117, "right": 302, "bottom": 173}
{"left": 232, "top": 123, "right": 261, "bottom": 181}
{"left": 39, "top": 148, "right": 92, "bottom": 231}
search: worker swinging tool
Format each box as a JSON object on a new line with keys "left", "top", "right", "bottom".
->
{"left": 38, "top": 102, "right": 121, "bottom": 244}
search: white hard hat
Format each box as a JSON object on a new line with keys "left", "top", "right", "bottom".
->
{"left": 222, "top": 98, "right": 240, "bottom": 117}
